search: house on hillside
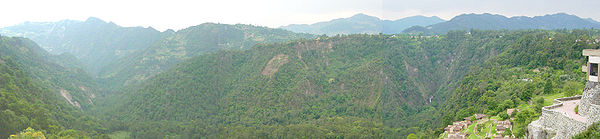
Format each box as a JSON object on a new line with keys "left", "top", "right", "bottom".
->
{"left": 447, "top": 133, "right": 466, "bottom": 139}
{"left": 496, "top": 120, "right": 512, "bottom": 134}
{"left": 582, "top": 49, "right": 600, "bottom": 82}
{"left": 496, "top": 126, "right": 506, "bottom": 134}
{"left": 529, "top": 49, "right": 600, "bottom": 138}
{"left": 494, "top": 135, "right": 517, "bottom": 139}
{"left": 475, "top": 114, "right": 487, "bottom": 120}
{"left": 506, "top": 108, "right": 518, "bottom": 116}
{"left": 444, "top": 120, "right": 472, "bottom": 138}
{"left": 463, "top": 114, "right": 487, "bottom": 121}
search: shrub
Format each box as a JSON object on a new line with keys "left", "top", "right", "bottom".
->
{"left": 499, "top": 112, "right": 510, "bottom": 120}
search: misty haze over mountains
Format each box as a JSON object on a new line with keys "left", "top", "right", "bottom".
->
{"left": 281, "top": 13, "right": 600, "bottom": 35}
{"left": 2, "top": 12, "right": 598, "bottom": 77}
{"left": 280, "top": 13, "right": 446, "bottom": 35}
{"left": 2, "top": 11, "right": 600, "bottom": 139}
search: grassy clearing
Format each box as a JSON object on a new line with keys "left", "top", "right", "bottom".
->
{"left": 108, "top": 131, "right": 131, "bottom": 139}
{"left": 517, "top": 93, "right": 567, "bottom": 110}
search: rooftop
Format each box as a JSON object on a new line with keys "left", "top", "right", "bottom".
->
{"left": 583, "top": 49, "right": 600, "bottom": 56}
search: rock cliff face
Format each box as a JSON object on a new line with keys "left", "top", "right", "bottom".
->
{"left": 579, "top": 82, "right": 600, "bottom": 121}
{"left": 528, "top": 81, "right": 600, "bottom": 139}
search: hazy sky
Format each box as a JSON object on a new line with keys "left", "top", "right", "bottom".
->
{"left": 2, "top": 0, "right": 599, "bottom": 31}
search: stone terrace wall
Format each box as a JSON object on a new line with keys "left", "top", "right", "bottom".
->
{"left": 528, "top": 95, "right": 588, "bottom": 139}
{"left": 580, "top": 103, "right": 600, "bottom": 122}
{"left": 580, "top": 81, "right": 600, "bottom": 121}
{"left": 553, "top": 96, "right": 583, "bottom": 104}
{"left": 536, "top": 106, "right": 589, "bottom": 138}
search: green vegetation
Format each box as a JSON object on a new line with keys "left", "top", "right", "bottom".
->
{"left": 8, "top": 127, "right": 45, "bottom": 139}
{"left": 101, "top": 30, "right": 532, "bottom": 138}
{"left": 407, "top": 133, "right": 418, "bottom": 139}
{"left": 441, "top": 29, "right": 600, "bottom": 138}
{"left": 2, "top": 17, "right": 600, "bottom": 139}
{"left": 499, "top": 112, "right": 509, "bottom": 120}
{"left": 0, "top": 17, "right": 168, "bottom": 74}
{"left": 107, "top": 131, "right": 130, "bottom": 139}
{"left": 0, "top": 36, "right": 107, "bottom": 138}
{"left": 96, "top": 29, "right": 600, "bottom": 138}
{"left": 98, "top": 23, "right": 315, "bottom": 90}
{"left": 280, "top": 13, "right": 445, "bottom": 35}
{"left": 574, "top": 121, "right": 600, "bottom": 138}
{"left": 404, "top": 13, "right": 600, "bottom": 35}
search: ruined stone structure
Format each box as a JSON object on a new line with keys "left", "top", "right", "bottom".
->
{"left": 527, "top": 49, "right": 600, "bottom": 138}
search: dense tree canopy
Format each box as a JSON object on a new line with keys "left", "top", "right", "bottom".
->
{"left": 3, "top": 23, "right": 600, "bottom": 138}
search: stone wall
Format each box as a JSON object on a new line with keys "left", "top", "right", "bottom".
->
{"left": 553, "top": 96, "right": 583, "bottom": 104}
{"left": 528, "top": 81, "right": 600, "bottom": 139}
{"left": 528, "top": 96, "right": 588, "bottom": 139}
{"left": 580, "top": 81, "right": 600, "bottom": 121}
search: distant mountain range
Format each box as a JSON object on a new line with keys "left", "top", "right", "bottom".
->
{"left": 0, "top": 18, "right": 312, "bottom": 89}
{"left": 2, "top": 13, "right": 600, "bottom": 138}
{"left": 0, "top": 17, "right": 168, "bottom": 74}
{"left": 280, "top": 13, "right": 600, "bottom": 35}
{"left": 280, "top": 13, "right": 445, "bottom": 35}
{"left": 404, "top": 13, "right": 600, "bottom": 34}
{"left": 97, "top": 23, "right": 314, "bottom": 88}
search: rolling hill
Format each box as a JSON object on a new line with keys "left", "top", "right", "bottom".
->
{"left": 0, "top": 36, "right": 107, "bottom": 138}
{"left": 280, "top": 13, "right": 445, "bottom": 35}
{"left": 403, "top": 13, "right": 600, "bottom": 35}
{"left": 105, "top": 30, "right": 523, "bottom": 138}
{"left": 97, "top": 23, "right": 315, "bottom": 89}
{"left": 0, "top": 17, "right": 169, "bottom": 74}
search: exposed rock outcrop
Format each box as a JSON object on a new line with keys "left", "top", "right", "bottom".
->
{"left": 261, "top": 54, "right": 289, "bottom": 75}
{"left": 59, "top": 88, "right": 81, "bottom": 109}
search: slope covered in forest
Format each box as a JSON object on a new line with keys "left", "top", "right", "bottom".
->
{"left": 280, "top": 13, "right": 445, "bottom": 35}
{"left": 98, "top": 23, "right": 315, "bottom": 89}
{"left": 103, "top": 30, "right": 525, "bottom": 138}
{"left": 0, "top": 36, "right": 107, "bottom": 138}
{"left": 0, "top": 17, "right": 169, "bottom": 74}
{"left": 404, "top": 13, "right": 600, "bottom": 35}
{"left": 441, "top": 29, "right": 600, "bottom": 138}
{"left": 3, "top": 16, "right": 600, "bottom": 139}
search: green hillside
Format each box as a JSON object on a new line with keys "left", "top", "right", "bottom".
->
{"left": 102, "top": 30, "right": 530, "bottom": 138}
{"left": 441, "top": 29, "right": 600, "bottom": 138}
{"left": 98, "top": 23, "right": 315, "bottom": 89}
{"left": 0, "top": 36, "right": 107, "bottom": 138}
{"left": 0, "top": 36, "right": 100, "bottom": 110}
{"left": 0, "top": 17, "right": 169, "bottom": 74}
{"left": 280, "top": 13, "right": 445, "bottom": 35}
{"left": 404, "top": 13, "right": 600, "bottom": 35}
{"left": 3, "top": 16, "right": 600, "bottom": 139}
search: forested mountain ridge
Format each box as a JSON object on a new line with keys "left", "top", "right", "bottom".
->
{"left": 0, "top": 36, "right": 99, "bottom": 110}
{"left": 3, "top": 15, "right": 600, "bottom": 139}
{"left": 0, "top": 36, "right": 107, "bottom": 138}
{"left": 102, "top": 30, "right": 525, "bottom": 138}
{"left": 97, "top": 23, "right": 315, "bottom": 89}
{"left": 280, "top": 13, "right": 445, "bottom": 35}
{"left": 403, "top": 13, "right": 600, "bottom": 35}
{"left": 440, "top": 29, "right": 600, "bottom": 138}
{"left": 0, "top": 17, "right": 169, "bottom": 74}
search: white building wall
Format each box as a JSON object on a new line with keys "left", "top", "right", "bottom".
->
{"left": 591, "top": 56, "right": 600, "bottom": 63}
{"left": 590, "top": 76, "right": 598, "bottom": 82}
